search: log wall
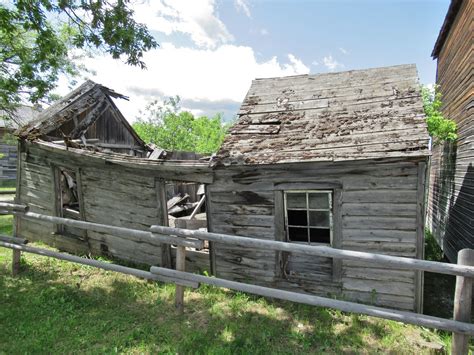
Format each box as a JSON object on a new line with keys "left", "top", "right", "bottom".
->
{"left": 0, "top": 129, "right": 17, "bottom": 181}
{"left": 427, "top": 0, "right": 473, "bottom": 262}
{"left": 208, "top": 158, "right": 427, "bottom": 311}
{"left": 16, "top": 141, "right": 171, "bottom": 266}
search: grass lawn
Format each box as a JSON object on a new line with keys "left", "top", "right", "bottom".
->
{"left": 0, "top": 214, "right": 451, "bottom": 353}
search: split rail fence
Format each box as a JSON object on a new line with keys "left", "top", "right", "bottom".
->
{"left": 0, "top": 202, "right": 473, "bottom": 354}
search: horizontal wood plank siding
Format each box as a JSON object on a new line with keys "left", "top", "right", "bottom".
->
{"left": 208, "top": 158, "right": 424, "bottom": 310}
{"left": 427, "top": 0, "right": 473, "bottom": 262}
{"left": 15, "top": 142, "right": 177, "bottom": 267}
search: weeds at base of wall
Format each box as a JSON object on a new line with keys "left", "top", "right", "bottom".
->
{"left": 425, "top": 229, "right": 445, "bottom": 262}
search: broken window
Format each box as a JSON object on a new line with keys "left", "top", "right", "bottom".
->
{"left": 284, "top": 190, "right": 333, "bottom": 244}
{"left": 58, "top": 168, "right": 80, "bottom": 216}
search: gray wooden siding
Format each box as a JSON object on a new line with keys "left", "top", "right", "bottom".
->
{"left": 208, "top": 158, "right": 425, "bottom": 311}
{"left": 427, "top": 0, "right": 473, "bottom": 262}
{"left": 16, "top": 142, "right": 169, "bottom": 266}
{"left": 0, "top": 130, "right": 17, "bottom": 181}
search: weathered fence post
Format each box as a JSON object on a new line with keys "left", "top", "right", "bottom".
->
{"left": 11, "top": 249, "right": 21, "bottom": 276}
{"left": 452, "top": 248, "right": 474, "bottom": 355}
{"left": 175, "top": 245, "right": 186, "bottom": 314}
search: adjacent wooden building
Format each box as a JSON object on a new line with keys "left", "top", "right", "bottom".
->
{"left": 0, "top": 106, "right": 39, "bottom": 182}
{"left": 207, "top": 64, "right": 430, "bottom": 311}
{"left": 426, "top": 0, "right": 473, "bottom": 262}
{"left": 14, "top": 82, "right": 212, "bottom": 269}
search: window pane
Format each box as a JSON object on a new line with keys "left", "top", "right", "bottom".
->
{"left": 309, "top": 211, "right": 330, "bottom": 227}
{"left": 310, "top": 228, "right": 330, "bottom": 244}
{"left": 288, "top": 227, "right": 308, "bottom": 242}
{"left": 308, "top": 192, "right": 330, "bottom": 209}
{"left": 288, "top": 210, "right": 307, "bottom": 226}
{"left": 286, "top": 193, "right": 306, "bottom": 208}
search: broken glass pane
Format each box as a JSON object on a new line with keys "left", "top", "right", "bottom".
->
{"left": 288, "top": 227, "right": 308, "bottom": 242}
{"left": 288, "top": 210, "right": 308, "bottom": 226}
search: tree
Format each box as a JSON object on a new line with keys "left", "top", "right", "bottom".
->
{"left": 133, "top": 97, "right": 230, "bottom": 154}
{"left": 421, "top": 85, "right": 457, "bottom": 145}
{"left": 1, "top": 1, "right": 157, "bottom": 118}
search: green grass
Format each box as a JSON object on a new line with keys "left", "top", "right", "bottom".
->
{"left": 0, "top": 179, "right": 16, "bottom": 189}
{"left": 0, "top": 215, "right": 449, "bottom": 353}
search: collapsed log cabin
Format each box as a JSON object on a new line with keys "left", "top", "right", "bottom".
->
{"left": 18, "top": 80, "right": 148, "bottom": 156}
{"left": 426, "top": 0, "right": 473, "bottom": 262}
{"left": 207, "top": 64, "right": 430, "bottom": 312}
{"left": 14, "top": 82, "right": 213, "bottom": 270}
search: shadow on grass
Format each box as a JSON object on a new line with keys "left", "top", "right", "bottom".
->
{"left": 0, "top": 261, "right": 396, "bottom": 354}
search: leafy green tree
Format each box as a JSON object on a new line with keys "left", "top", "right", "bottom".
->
{"left": 1, "top": 0, "right": 157, "bottom": 118}
{"left": 421, "top": 85, "right": 457, "bottom": 145}
{"left": 133, "top": 97, "right": 229, "bottom": 154}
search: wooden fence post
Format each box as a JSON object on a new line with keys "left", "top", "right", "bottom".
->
{"left": 175, "top": 245, "right": 186, "bottom": 314}
{"left": 11, "top": 249, "right": 21, "bottom": 276}
{"left": 452, "top": 248, "right": 474, "bottom": 355}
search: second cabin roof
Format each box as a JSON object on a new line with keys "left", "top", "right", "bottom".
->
{"left": 214, "top": 64, "right": 430, "bottom": 166}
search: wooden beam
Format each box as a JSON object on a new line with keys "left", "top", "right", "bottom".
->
{"left": 148, "top": 224, "right": 474, "bottom": 278}
{"left": 150, "top": 266, "right": 474, "bottom": 336}
{"left": 52, "top": 139, "right": 100, "bottom": 144}
{"left": 95, "top": 143, "right": 144, "bottom": 150}
{"left": 12, "top": 249, "right": 21, "bottom": 276}
{"left": 415, "top": 161, "right": 427, "bottom": 313}
{"left": 189, "top": 195, "right": 205, "bottom": 220}
{"left": 0, "top": 203, "right": 28, "bottom": 213}
{"left": 151, "top": 233, "right": 204, "bottom": 250}
{"left": 0, "top": 234, "right": 28, "bottom": 245}
{"left": 452, "top": 249, "right": 474, "bottom": 354}
{"left": 3, "top": 202, "right": 474, "bottom": 279}
{"left": 156, "top": 178, "right": 171, "bottom": 268}
{"left": 175, "top": 245, "right": 186, "bottom": 314}
{"left": 0, "top": 241, "right": 199, "bottom": 288}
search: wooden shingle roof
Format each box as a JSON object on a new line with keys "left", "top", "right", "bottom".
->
{"left": 214, "top": 64, "right": 430, "bottom": 166}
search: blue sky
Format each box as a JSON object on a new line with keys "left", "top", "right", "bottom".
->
{"left": 219, "top": 0, "right": 448, "bottom": 83}
{"left": 66, "top": 0, "right": 450, "bottom": 122}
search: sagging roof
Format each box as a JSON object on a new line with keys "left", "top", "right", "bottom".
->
{"left": 432, "top": 0, "right": 464, "bottom": 59}
{"left": 27, "top": 140, "right": 213, "bottom": 184}
{"left": 214, "top": 64, "right": 430, "bottom": 166}
{"left": 17, "top": 80, "right": 145, "bottom": 148}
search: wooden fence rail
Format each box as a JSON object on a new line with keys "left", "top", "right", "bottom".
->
{"left": 0, "top": 202, "right": 472, "bottom": 354}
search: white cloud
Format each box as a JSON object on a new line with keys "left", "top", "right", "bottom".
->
{"left": 323, "top": 55, "right": 344, "bottom": 71}
{"left": 260, "top": 28, "right": 269, "bottom": 36}
{"left": 339, "top": 47, "right": 348, "bottom": 55}
{"left": 235, "top": 0, "right": 251, "bottom": 18}
{"left": 71, "top": 44, "right": 309, "bottom": 121}
{"left": 286, "top": 54, "right": 310, "bottom": 74}
{"left": 133, "top": 0, "right": 233, "bottom": 49}
{"left": 312, "top": 60, "right": 319, "bottom": 66}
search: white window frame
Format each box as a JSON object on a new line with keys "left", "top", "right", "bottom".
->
{"left": 284, "top": 190, "right": 333, "bottom": 245}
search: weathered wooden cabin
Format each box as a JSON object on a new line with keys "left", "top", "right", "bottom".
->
{"left": 426, "top": 0, "right": 473, "bottom": 262}
{"left": 14, "top": 82, "right": 212, "bottom": 269}
{"left": 16, "top": 67, "right": 430, "bottom": 312}
{"left": 207, "top": 64, "right": 430, "bottom": 312}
